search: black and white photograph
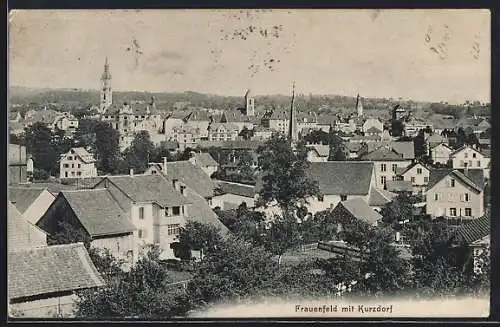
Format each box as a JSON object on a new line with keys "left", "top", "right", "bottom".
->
{"left": 7, "top": 9, "right": 491, "bottom": 319}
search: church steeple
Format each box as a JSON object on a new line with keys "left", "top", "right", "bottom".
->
{"left": 356, "top": 93, "right": 363, "bottom": 117}
{"left": 100, "top": 57, "right": 112, "bottom": 113}
{"left": 288, "top": 82, "right": 298, "bottom": 144}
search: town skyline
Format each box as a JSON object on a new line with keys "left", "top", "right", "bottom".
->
{"left": 9, "top": 9, "right": 490, "bottom": 105}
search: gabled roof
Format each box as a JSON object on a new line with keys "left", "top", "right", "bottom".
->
{"left": 183, "top": 189, "right": 229, "bottom": 234}
{"left": 390, "top": 141, "right": 415, "bottom": 160}
{"left": 193, "top": 152, "right": 218, "bottom": 167}
{"left": 105, "top": 174, "right": 191, "bottom": 207}
{"left": 449, "top": 145, "right": 484, "bottom": 158}
{"left": 14, "top": 182, "right": 76, "bottom": 196}
{"left": 426, "top": 133, "right": 447, "bottom": 144}
{"left": 397, "top": 162, "right": 431, "bottom": 176}
{"left": 451, "top": 215, "right": 490, "bottom": 245}
{"left": 386, "top": 180, "right": 413, "bottom": 192}
{"left": 9, "top": 187, "right": 47, "bottom": 214}
{"left": 8, "top": 202, "right": 46, "bottom": 250}
{"left": 337, "top": 198, "right": 383, "bottom": 225}
{"left": 431, "top": 142, "right": 453, "bottom": 151}
{"left": 361, "top": 146, "right": 406, "bottom": 161}
{"left": 164, "top": 161, "right": 216, "bottom": 198}
{"left": 216, "top": 180, "right": 256, "bottom": 198}
{"left": 308, "top": 162, "right": 374, "bottom": 195}
{"left": 66, "top": 147, "right": 96, "bottom": 163}
{"left": 8, "top": 243, "right": 105, "bottom": 300}
{"left": 58, "top": 189, "right": 135, "bottom": 237}
{"left": 427, "top": 168, "right": 484, "bottom": 193}
{"left": 368, "top": 187, "right": 397, "bottom": 207}
{"left": 307, "top": 145, "right": 330, "bottom": 157}
{"left": 209, "top": 122, "right": 239, "bottom": 131}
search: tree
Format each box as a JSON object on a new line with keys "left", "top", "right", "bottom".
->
{"left": 176, "top": 221, "right": 224, "bottom": 261}
{"left": 235, "top": 150, "right": 256, "bottom": 183}
{"left": 74, "top": 245, "right": 193, "bottom": 319}
{"left": 261, "top": 212, "right": 302, "bottom": 265}
{"left": 24, "top": 122, "right": 59, "bottom": 176}
{"left": 414, "top": 130, "right": 427, "bottom": 159}
{"left": 186, "top": 236, "right": 284, "bottom": 304}
{"left": 74, "top": 119, "right": 99, "bottom": 149}
{"left": 94, "top": 122, "right": 120, "bottom": 174}
{"left": 256, "top": 134, "right": 320, "bottom": 212}
{"left": 391, "top": 120, "right": 404, "bottom": 137}
{"left": 239, "top": 126, "right": 254, "bottom": 140}
{"left": 216, "top": 203, "right": 264, "bottom": 241}
{"left": 380, "top": 193, "right": 414, "bottom": 227}
{"left": 122, "top": 131, "right": 156, "bottom": 174}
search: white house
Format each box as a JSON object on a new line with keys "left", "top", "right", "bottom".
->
{"left": 363, "top": 118, "right": 383, "bottom": 134}
{"left": 426, "top": 168, "right": 485, "bottom": 220}
{"left": 430, "top": 143, "right": 453, "bottom": 165}
{"left": 189, "top": 152, "right": 219, "bottom": 177}
{"left": 59, "top": 148, "right": 98, "bottom": 179}
{"left": 306, "top": 145, "right": 330, "bottom": 162}
{"left": 212, "top": 180, "right": 256, "bottom": 210}
{"left": 395, "top": 162, "right": 431, "bottom": 194}
{"left": 450, "top": 145, "right": 490, "bottom": 170}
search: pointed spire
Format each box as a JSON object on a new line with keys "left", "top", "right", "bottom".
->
{"left": 101, "top": 56, "right": 112, "bottom": 81}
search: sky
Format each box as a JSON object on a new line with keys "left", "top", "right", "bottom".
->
{"left": 9, "top": 9, "right": 490, "bottom": 104}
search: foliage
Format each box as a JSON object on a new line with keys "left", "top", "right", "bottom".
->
{"left": 93, "top": 121, "right": 120, "bottom": 174}
{"left": 259, "top": 212, "right": 302, "bottom": 265}
{"left": 413, "top": 130, "right": 427, "bottom": 159}
{"left": 122, "top": 131, "right": 156, "bottom": 174}
{"left": 380, "top": 193, "right": 415, "bottom": 227}
{"left": 74, "top": 245, "right": 193, "bottom": 319}
{"left": 176, "top": 221, "right": 224, "bottom": 260}
{"left": 47, "top": 220, "right": 92, "bottom": 249}
{"left": 391, "top": 120, "right": 404, "bottom": 137}
{"left": 256, "top": 134, "right": 320, "bottom": 211}
{"left": 216, "top": 203, "right": 264, "bottom": 241}
{"left": 33, "top": 168, "right": 50, "bottom": 181}
{"left": 24, "top": 122, "right": 59, "bottom": 176}
{"left": 239, "top": 126, "right": 254, "bottom": 140}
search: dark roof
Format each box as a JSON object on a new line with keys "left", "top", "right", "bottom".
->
{"left": 8, "top": 243, "right": 105, "bottom": 300}
{"left": 105, "top": 174, "right": 191, "bottom": 207}
{"left": 165, "top": 161, "right": 216, "bottom": 198}
{"left": 14, "top": 182, "right": 77, "bottom": 195}
{"left": 216, "top": 180, "right": 256, "bottom": 198}
{"left": 337, "top": 198, "right": 382, "bottom": 225}
{"left": 368, "top": 187, "right": 397, "bottom": 206}
{"left": 386, "top": 180, "right": 413, "bottom": 192}
{"left": 427, "top": 168, "right": 484, "bottom": 193}
{"left": 193, "top": 152, "right": 218, "bottom": 167}
{"left": 361, "top": 146, "right": 406, "bottom": 161}
{"left": 9, "top": 187, "right": 47, "bottom": 214}
{"left": 452, "top": 215, "right": 490, "bottom": 245}
{"left": 60, "top": 189, "right": 136, "bottom": 237}
{"left": 308, "top": 162, "right": 374, "bottom": 195}
{"left": 198, "top": 140, "right": 264, "bottom": 150}
{"left": 183, "top": 190, "right": 229, "bottom": 234}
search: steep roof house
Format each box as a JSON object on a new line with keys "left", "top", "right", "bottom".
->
{"left": 330, "top": 197, "right": 383, "bottom": 228}
{"left": 430, "top": 143, "right": 453, "bottom": 166}
{"left": 8, "top": 243, "right": 105, "bottom": 318}
{"left": 9, "top": 187, "right": 56, "bottom": 227}
{"left": 8, "top": 202, "right": 47, "bottom": 250}
{"left": 188, "top": 152, "right": 219, "bottom": 177}
{"left": 426, "top": 168, "right": 485, "bottom": 221}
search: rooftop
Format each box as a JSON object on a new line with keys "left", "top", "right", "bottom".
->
{"left": 9, "top": 187, "right": 48, "bottom": 214}
{"left": 8, "top": 243, "right": 105, "bottom": 300}
{"left": 338, "top": 198, "right": 383, "bottom": 226}
{"left": 308, "top": 161, "right": 374, "bottom": 195}
{"left": 451, "top": 215, "right": 490, "bottom": 245}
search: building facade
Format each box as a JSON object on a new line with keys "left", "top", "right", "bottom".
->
{"left": 59, "top": 148, "right": 98, "bottom": 179}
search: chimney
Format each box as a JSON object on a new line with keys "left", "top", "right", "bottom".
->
{"left": 162, "top": 156, "right": 167, "bottom": 174}
{"left": 129, "top": 168, "right": 134, "bottom": 177}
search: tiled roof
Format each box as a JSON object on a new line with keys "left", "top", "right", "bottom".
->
{"left": 450, "top": 145, "right": 486, "bottom": 158}
{"left": 216, "top": 180, "right": 256, "bottom": 198}
{"left": 431, "top": 142, "right": 453, "bottom": 151}
{"left": 193, "top": 153, "right": 218, "bottom": 167}
{"left": 386, "top": 180, "right": 413, "bottom": 192}
{"left": 14, "top": 182, "right": 76, "bottom": 196}
{"left": 68, "top": 147, "right": 97, "bottom": 164}
{"left": 184, "top": 190, "right": 229, "bottom": 234}
{"left": 25, "top": 109, "right": 59, "bottom": 125}
{"left": 397, "top": 162, "right": 431, "bottom": 176}
{"left": 308, "top": 162, "right": 374, "bottom": 195}
{"left": 9, "top": 187, "right": 46, "bottom": 214}
{"left": 198, "top": 140, "right": 263, "bottom": 150}
{"left": 209, "top": 122, "right": 239, "bottom": 131}
{"left": 60, "top": 189, "right": 136, "bottom": 237}
{"left": 361, "top": 146, "right": 406, "bottom": 161}
{"left": 427, "top": 168, "right": 484, "bottom": 193}
{"left": 106, "top": 174, "right": 191, "bottom": 207}
{"left": 452, "top": 215, "right": 490, "bottom": 245}
{"left": 390, "top": 141, "right": 415, "bottom": 160}
{"left": 8, "top": 202, "right": 42, "bottom": 250}
{"left": 8, "top": 243, "right": 105, "bottom": 300}
{"left": 160, "top": 161, "right": 216, "bottom": 198}
{"left": 368, "top": 187, "right": 397, "bottom": 206}
{"left": 338, "top": 198, "right": 382, "bottom": 225}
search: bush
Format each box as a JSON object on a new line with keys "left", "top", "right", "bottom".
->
{"left": 33, "top": 168, "right": 50, "bottom": 181}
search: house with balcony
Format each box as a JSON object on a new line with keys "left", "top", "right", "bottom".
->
{"left": 426, "top": 168, "right": 485, "bottom": 222}
{"left": 59, "top": 148, "right": 98, "bottom": 179}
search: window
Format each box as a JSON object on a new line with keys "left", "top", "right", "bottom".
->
{"left": 450, "top": 179, "right": 455, "bottom": 187}
{"left": 464, "top": 193, "right": 470, "bottom": 202}
{"left": 139, "top": 207, "right": 144, "bottom": 220}
{"left": 71, "top": 164, "right": 75, "bottom": 168}
{"left": 172, "top": 206, "right": 181, "bottom": 216}
{"left": 381, "top": 164, "right": 387, "bottom": 172}
{"left": 381, "top": 176, "right": 386, "bottom": 185}
{"left": 424, "top": 176, "right": 429, "bottom": 183}
{"left": 67, "top": 156, "right": 73, "bottom": 160}
{"left": 168, "top": 224, "right": 181, "bottom": 236}
{"left": 340, "top": 195, "right": 347, "bottom": 201}
{"left": 477, "top": 160, "right": 481, "bottom": 167}
{"left": 465, "top": 208, "right": 472, "bottom": 216}
{"left": 318, "top": 195, "right": 324, "bottom": 202}
{"left": 434, "top": 193, "right": 439, "bottom": 201}
{"left": 464, "top": 152, "right": 468, "bottom": 159}
{"left": 392, "top": 164, "right": 397, "bottom": 173}
{"left": 416, "top": 168, "right": 422, "bottom": 175}
{"left": 77, "top": 172, "right": 82, "bottom": 176}
{"left": 63, "top": 163, "right": 69, "bottom": 168}
{"left": 180, "top": 185, "right": 186, "bottom": 195}
{"left": 77, "top": 164, "right": 81, "bottom": 168}
{"left": 152, "top": 170, "right": 157, "bottom": 174}
{"left": 449, "top": 208, "right": 457, "bottom": 216}
{"left": 472, "top": 153, "right": 476, "bottom": 158}
{"left": 411, "top": 177, "right": 416, "bottom": 183}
